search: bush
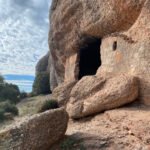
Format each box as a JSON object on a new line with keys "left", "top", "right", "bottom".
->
{"left": 28, "top": 92, "right": 36, "bottom": 97}
{"left": 0, "top": 109, "right": 5, "bottom": 122}
{"left": 0, "top": 74, "right": 4, "bottom": 84}
{"left": 0, "top": 101, "right": 19, "bottom": 116}
{"left": 32, "top": 72, "right": 51, "bottom": 95}
{"left": 19, "top": 91, "right": 28, "bottom": 99}
{"left": 38, "top": 100, "right": 59, "bottom": 113}
{"left": 4, "top": 104, "right": 18, "bottom": 116}
{"left": 0, "top": 101, "right": 19, "bottom": 122}
{"left": 61, "top": 137, "right": 86, "bottom": 150}
{"left": 0, "top": 83, "right": 20, "bottom": 103}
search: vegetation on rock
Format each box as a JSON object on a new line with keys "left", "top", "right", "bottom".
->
{"left": 60, "top": 137, "right": 86, "bottom": 150}
{"left": 38, "top": 99, "right": 59, "bottom": 113}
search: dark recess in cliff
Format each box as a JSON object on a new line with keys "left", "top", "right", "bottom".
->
{"left": 78, "top": 38, "right": 101, "bottom": 79}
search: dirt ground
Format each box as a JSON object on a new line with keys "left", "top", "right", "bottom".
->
{"left": 51, "top": 103, "right": 150, "bottom": 150}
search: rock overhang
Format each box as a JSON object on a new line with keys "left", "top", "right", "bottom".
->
{"left": 37, "top": 0, "right": 150, "bottom": 109}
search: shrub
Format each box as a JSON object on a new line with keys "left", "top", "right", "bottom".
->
{"left": 19, "top": 91, "right": 28, "bottom": 99}
{"left": 0, "top": 83, "right": 20, "bottom": 103}
{"left": 0, "top": 109, "right": 5, "bottom": 122}
{"left": 28, "top": 92, "right": 36, "bottom": 97}
{"left": 60, "top": 137, "right": 86, "bottom": 150}
{"left": 32, "top": 72, "right": 51, "bottom": 95}
{"left": 0, "top": 101, "right": 19, "bottom": 116}
{"left": 0, "top": 74, "right": 4, "bottom": 84}
{"left": 4, "top": 104, "right": 19, "bottom": 116}
{"left": 38, "top": 100, "right": 59, "bottom": 113}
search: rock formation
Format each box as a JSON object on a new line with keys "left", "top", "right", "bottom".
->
{"left": 67, "top": 75, "right": 139, "bottom": 118}
{"left": 0, "top": 108, "right": 68, "bottom": 150}
{"left": 52, "top": 81, "right": 77, "bottom": 106}
{"left": 36, "top": 0, "right": 150, "bottom": 118}
{"left": 36, "top": 52, "right": 50, "bottom": 75}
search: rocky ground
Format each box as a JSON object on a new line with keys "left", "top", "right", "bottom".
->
{"left": 1, "top": 95, "right": 150, "bottom": 150}
{"left": 52, "top": 103, "right": 150, "bottom": 150}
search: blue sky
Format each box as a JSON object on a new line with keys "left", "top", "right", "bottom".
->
{"left": 0, "top": 0, "right": 52, "bottom": 92}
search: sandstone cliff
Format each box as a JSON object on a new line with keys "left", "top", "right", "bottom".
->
{"left": 40, "top": 0, "right": 150, "bottom": 107}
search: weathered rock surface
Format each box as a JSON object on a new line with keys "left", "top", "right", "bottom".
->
{"left": 52, "top": 105, "right": 150, "bottom": 150}
{"left": 52, "top": 81, "right": 77, "bottom": 106}
{"left": 46, "top": 0, "right": 150, "bottom": 105}
{"left": 67, "top": 75, "right": 138, "bottom": 118}
{"left": 0, "top": 108, "right": 68, "bottom": 150}
{"left": 49, "top": 0, "right": 145, "bottom": 87}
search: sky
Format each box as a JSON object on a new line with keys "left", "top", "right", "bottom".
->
{"left": 0, "top": 0, "right": 52, "bottom": 92}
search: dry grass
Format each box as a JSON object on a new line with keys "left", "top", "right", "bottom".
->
{"left": 0, "top": 94, "right": 51, "bottom": 130}
{"left": 17, "top": 94, "right": 52, "bottom": 117}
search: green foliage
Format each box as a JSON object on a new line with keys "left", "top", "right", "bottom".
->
{"left": 0, "top": 101, "right": 19, "bottom": 116}
{"left": 0, "top": 74, "right": 4, "bottom": 84}
{"left": 0, "top": 75, "right": 21, "bottom": 103}
{"left": 19, "top": 91, "right": 28, "bottom": 99}
{"left": 0, "top": 109, "right": 5, "bottom": 122}
{"left": 0, "top": 74, "right": 4, "bottom": 91}
{"left": 38, "top": 100, "right": 59, "bottom": 113}
{"left": 60, "top": 137, "right": 86, "bottom": 150}
{"left": 0, "top": 101, "right": 19, "bottom": 122}
{"left": 28, "top": 92, "right": 36, "bottom": 97}
{"left": 33, "top": 72, "right": 51, "bottom": 95}
{"left": 0, "top": 83, "right": 20, "bottom": 103}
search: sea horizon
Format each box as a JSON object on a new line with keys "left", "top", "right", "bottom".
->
{"left": 4, "top": 74, "right": 35, "bottom": 93}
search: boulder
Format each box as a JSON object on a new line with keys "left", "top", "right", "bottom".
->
{"left": 0, "top": 108, "right": 68, "bottom": 150}
{"left": 52, "top": 81, "right": 77, "bottom": 106}
{"left": 67, "top": 75, "right": 138, "bottom": 119}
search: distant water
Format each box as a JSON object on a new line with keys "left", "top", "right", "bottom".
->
{"left": 4, "top": 74, "right": 35, "bottom": 93}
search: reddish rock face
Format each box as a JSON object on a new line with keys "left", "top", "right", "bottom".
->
{"left": 37, "top": 0, "right": 149, "bottom": 105}
{"left": 98, "top": 0, "right": 150, "bottom": 104}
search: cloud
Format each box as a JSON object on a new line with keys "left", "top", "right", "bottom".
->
{"left": 0, "top": 0, "right": 52, "bottom": 75}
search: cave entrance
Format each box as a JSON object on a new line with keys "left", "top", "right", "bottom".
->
{"left": 78, "top": 38, "right": 101, "bottom": 80}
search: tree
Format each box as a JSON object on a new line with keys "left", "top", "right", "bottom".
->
{"left": 0, "top": 83, "right": 20, "bottom": 103}
{"left": 32, "top": 72, "right": 51, "bottom": 95}
{"left": 0, "top": 74, "right": 4, "bottom": 91}
{"left": 0, "top": 75, "right": 4, "bottom": 84}
{"left": 19, "top": 91, "right": 28, "bottom": 99}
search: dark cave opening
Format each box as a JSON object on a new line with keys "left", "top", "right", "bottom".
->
{"left": 78, "top": 38, "right": 101, "bottom": 80}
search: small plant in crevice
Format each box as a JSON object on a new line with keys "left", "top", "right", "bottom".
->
{"left": 38, "top": 99, "right": 59, "bottom": 113}
{"left": 60, "top": 137, "right": 86, "bottom": 150}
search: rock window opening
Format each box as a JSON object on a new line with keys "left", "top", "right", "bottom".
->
{"left": 78, "top": 38, "right": 101, "bottom": 80}
{"left": 113, "top": 41, "right": 117, "bottom": 51}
